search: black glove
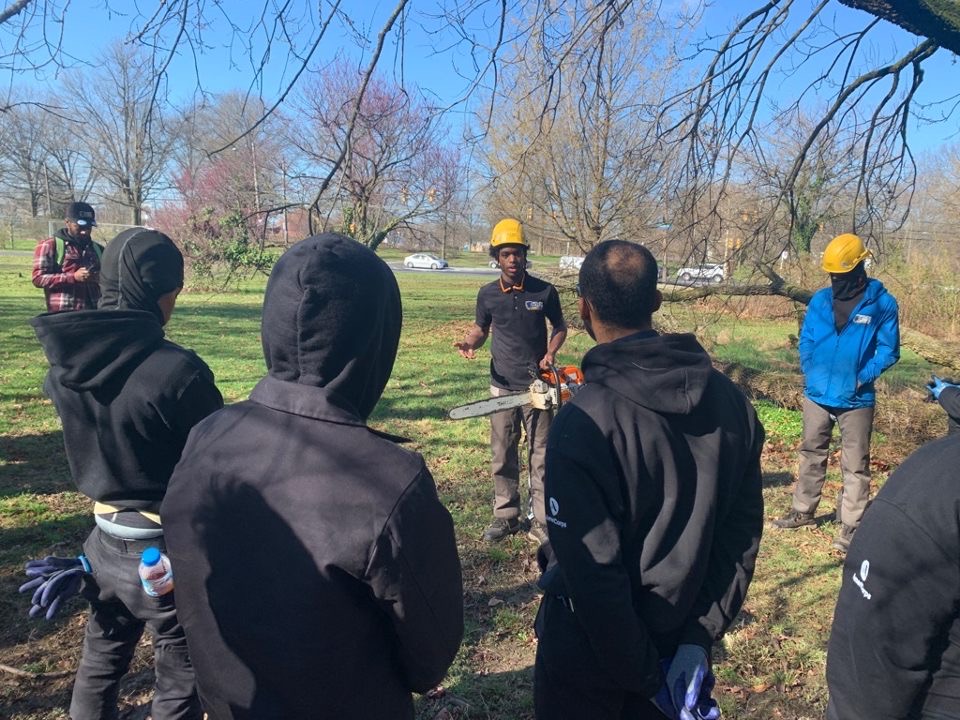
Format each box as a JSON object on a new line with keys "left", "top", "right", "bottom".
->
{"left": 18, "top": 555, "right": 91, "bottom": 620}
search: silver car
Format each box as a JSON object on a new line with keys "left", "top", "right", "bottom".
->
{"left": 403, "top": 253, "right": 449, "bottom": 270}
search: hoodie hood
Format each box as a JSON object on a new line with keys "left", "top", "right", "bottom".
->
{"left": 31, "top": 309, "right": 164, "bottom": 392}
{"left": 259, "top": 233, "right": 402, "bottom": 420}
{"left": 99, "top": 227, "right": 184, "bottom": 322}
{"left": 582, "top": 332, "right": 713, "bottom": 415}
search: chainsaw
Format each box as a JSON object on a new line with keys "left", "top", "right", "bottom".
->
{"left": 448, "top": 365, "right": 584, "bottom": 420}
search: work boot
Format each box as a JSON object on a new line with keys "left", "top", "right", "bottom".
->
{"left": 772, "top": 510, "right": 816, "bottom": 529}
{"left": 527, "top": 521, "right": 549, "bottom": 545}
{"left": 483, "top": 517, "right": 520, "bottom": 542}
{"left": 832, "top": 524, "right": 856, "bottom": 553}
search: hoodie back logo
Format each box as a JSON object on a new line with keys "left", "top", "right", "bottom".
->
{"left": 852, "top": 558, "right": 872, "bottom": 599}
{"left": 546, "top": 497, "right": 566, "bottom": 528}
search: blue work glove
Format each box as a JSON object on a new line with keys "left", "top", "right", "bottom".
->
{"left": 665, "top": 644, "right": 721, "bottom": 720}
{"left": 651, "top": 659, "right": 678, "bottom": 718}
{"left": 692, "top": 668, "right": 721, "bottom": 720}
{"left": 927, "top": 375, "right": 958, "bottom": 401}
{"left": 18, "top": 555, "right": 91, "bottom": 620}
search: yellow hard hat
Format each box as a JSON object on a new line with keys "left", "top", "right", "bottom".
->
{"left": 822, "top": 233, "right": 871, "bottom": 273}
{"left": 490, "top": 218, "right": 527, "bottom": 250}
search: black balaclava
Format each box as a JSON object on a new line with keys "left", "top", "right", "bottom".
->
{"left": 99, "top": 228, "right": 184, "bottom": 322}
{"left": 260, "top": 233, "right": 402, "bottom": 420}
{"left": 831, "top": 261, "right": 868, "bottom": 330}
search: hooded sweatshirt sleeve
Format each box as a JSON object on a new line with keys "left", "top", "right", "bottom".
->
{"left": 365, "top": 464, "right": 464, "bottom": 693}
{"left": 544, "top": 406, "right": 663, "bottom": 697}
{"left": 827, "top": 494, "right": 960, "bottom": 719}
{"left": 938, "top": 385, "right": 960, "bottom": 428}
{"left": 680, "top": 412, "right": 765, "bottom": 649}
{"left": 168, "top": 362, "right": 224, "bottom": 440}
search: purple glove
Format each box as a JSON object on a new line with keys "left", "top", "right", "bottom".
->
{"left": 665, "top": 644, "right": 721, "bottom": 720}
{"left": 692, "top": 667, "right": 720, "bottom": 720}
{"left": 18, "top": 555, "right": 91, "bottom": 620}
{"left": 651, "top": 659, "right": 678, "bottom": 718}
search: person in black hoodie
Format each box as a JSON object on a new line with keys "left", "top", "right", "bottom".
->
{"left": 161, "top": 233, "right": 464, "bottom": 720}
{"left": 534, "top": 241, "right": 765, "bottom": 720}
{"left": 30, "top": 227, "right": 223, "bottom": 720}
{"left": 826, "top": 432, "right": 960, "bottom": 719}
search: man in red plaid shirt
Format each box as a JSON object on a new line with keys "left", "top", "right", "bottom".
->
{"left": 32, "top": 201, "right": 104, "bottom": 312}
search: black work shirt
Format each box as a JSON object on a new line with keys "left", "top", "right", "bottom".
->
{"left": 475, "top": 273, "right": 565, "bottom": 390}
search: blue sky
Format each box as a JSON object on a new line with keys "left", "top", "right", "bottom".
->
{"left": 16, "top": 0, "right": 960, "bottom": 152}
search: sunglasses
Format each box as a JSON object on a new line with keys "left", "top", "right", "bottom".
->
{"left": 574, "top": 283, "right": 582, "bottom": 298}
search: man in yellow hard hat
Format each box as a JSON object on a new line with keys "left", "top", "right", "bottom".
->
{"left": 454, "top": 218, "right": 567, "bottom": 544}
{"left": 773, "top": 233, "right": 900, "bottom": 552}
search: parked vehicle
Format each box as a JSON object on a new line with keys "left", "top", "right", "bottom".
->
{"left": 559, "top": 256, "right": 585, "bottom": 271}
{"left": 489, "top": 258, "right": 533, "bottom": 269}
{"left": 404, "top": 253, "right": 449, "bottom": 270}
{"left": 676, "top": 263, "right": 725, "bottom": 284}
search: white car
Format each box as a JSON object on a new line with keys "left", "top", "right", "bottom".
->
{"left": 403, "top": 253, "right": 448, "bottom": 270}
{"left": 559, "top": 256, "right": 585, "bottom": 270}
{"left": 676, "top": 263, "right": 725, "bottom": 284}
{"left": 489, "top": 258, "right": 533, "bottom": 268}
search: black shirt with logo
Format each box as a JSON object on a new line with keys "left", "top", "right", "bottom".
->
{"left": 475, "top": 273, "right": 565, "bottom": 391}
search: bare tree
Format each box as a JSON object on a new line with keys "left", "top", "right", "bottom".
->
{"left": 0, "top": 100, "right": 48, "bottom": 215}
{"left": 63, "top": 42, "right": 179, "bottom": 224}
{"left": 2, "top": 1, "right": 957, "bottom": 254}
{"left": 483, "top": 2, "right": 685, "bottom": 257}
{"left": 290, "top": 60, "right": 456, "bottom": 250}
{"left": 661, "top": 0, "right": 947, "bottom": 290}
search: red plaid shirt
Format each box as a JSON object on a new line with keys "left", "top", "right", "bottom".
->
{"left": 32, "top": 234, "right": 103, "bottom": 312}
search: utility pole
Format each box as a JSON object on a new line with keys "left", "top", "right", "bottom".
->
{"left": 280, "top": 160, "right": 289, "bottom": 245}
{"left": 43, "top": 164, "right": 52, "bottom": 216}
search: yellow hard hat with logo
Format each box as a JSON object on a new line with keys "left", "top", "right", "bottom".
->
{"left": 490, "top": 218, "right": 528, "bottom": 251}
{"left": 822, "top": 233, "right": 871, "bottom": 273}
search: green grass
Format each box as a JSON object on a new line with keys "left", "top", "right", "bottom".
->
{"left": 0, "top": 251, "right": 946, "bottom": 719}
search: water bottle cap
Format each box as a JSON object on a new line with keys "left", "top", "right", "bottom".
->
{"left": 142, "top": 547, "right": 162, "bottom": 566}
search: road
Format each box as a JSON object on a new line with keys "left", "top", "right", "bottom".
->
{"left": 2, "top": 250, "right": 508, "bottom": 278}
{"left": 385, "top": 262, "right": 499, "bottom": 277}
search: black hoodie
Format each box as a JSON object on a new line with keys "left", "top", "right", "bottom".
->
{"left": 30, "top": 231, "right": 222, "bottom": 508}
{"left": 537, "top": 332, "right": 765, "bottom": 697}
{"left": 161, "top": 234, "right": 464, "bottom": 720}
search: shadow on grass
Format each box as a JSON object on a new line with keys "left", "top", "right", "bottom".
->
{"left": 762, "top": 471, "right": 795, "bottom": 489}
{"left": 0, "top": 431, "right": 71, "bottom": 497}
{"left": 0, "top": 660, "right": 154, "bottom": 719}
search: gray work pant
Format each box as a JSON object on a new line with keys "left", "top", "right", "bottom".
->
{"left": 489, "top": 386, "right": 551, "bottom": 526}
{"left": 70, "top": 527, "right": 202, "bottom": 720}
{"left": 792, "top": 397, "right": 874, "bottom": 528}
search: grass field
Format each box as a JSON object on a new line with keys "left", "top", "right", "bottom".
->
{"left": 0, "top": 252, "right": 946, "bottom": 719}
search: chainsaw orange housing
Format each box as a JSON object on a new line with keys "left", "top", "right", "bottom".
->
{"left": 539, "top": 365, "right": 584, "bottom": 402}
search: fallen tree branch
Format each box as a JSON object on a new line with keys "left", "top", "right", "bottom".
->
{"left": 902, "top": 329, "right": 960, "bottom": 377}
{"left": 0, "top": 662, "right": 72, "bottom": 680}
{"left": 660, "top": 281, "right": 813, "bottom": 305}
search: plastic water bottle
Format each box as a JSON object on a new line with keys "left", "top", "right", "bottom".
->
{"left": 138, "top": 547, "right": 174, "bottom": 597}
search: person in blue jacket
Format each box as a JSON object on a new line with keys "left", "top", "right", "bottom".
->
{"left": 773, "top": 233, "right": 899, "bottom": 552}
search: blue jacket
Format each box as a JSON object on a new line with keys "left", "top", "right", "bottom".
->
{"left": 799, "top": 278, "right": 899, "bottom": 409}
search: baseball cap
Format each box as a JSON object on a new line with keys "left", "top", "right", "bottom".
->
{"left": 65, "top": 201, "right": 97, "bottom": 227}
